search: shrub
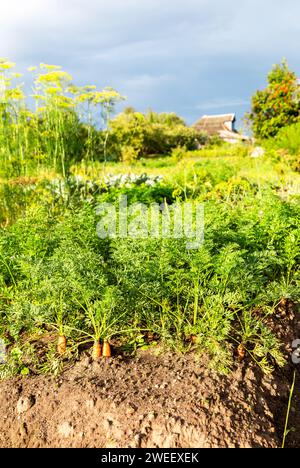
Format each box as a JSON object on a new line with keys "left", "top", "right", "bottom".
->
{"left": 274, "top": 121, "right": 300, "bottom": 155}
{"left": 170, "top": 146, "right": 186, "bottom": 161}
{"left": 107, "top": 110, "right": 208, "bottom": 160}
{"left": 121, "top": 145, "right": 139, "bottom": 163}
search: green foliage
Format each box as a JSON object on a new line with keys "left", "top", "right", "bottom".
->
{"left": 1, "top": 59, "right": 300, "bottom": 378}
{"left": 263, "top": 122, "right": 300, "bottom": 172}
{"left": 107, "top": 109, "right": 208, "bottom": 160}
{"left": 1, "top": 162, "right": 297, "bottom": 376}
{"left": 247, "top": 60, "right": 300, "bottom": 138}
{"left": 273, "top": 121, "right": 300, "bottom": 154}
{"left": 0, "top": 60, "right": 124, "bottom": 177}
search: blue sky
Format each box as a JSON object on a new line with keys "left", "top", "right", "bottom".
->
{"left": 1, "top": 0, "right": 300, "bottom": 128}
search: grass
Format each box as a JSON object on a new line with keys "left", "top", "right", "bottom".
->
{"left": 70, "top": 152, "right": 300, "bottom": 194}
{"left": 282, "top": 370, "right": 296, "bottom": 448}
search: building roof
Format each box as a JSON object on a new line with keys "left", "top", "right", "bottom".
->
{"left": 194, "top": 113, "right": 236, "bottom": 136}
{"left": 219, "top": 128, "right": 250, "bottom": 142}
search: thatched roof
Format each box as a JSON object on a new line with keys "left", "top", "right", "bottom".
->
{"left": 219, "top": 128, "right": 250, "bottom": 142}
{"left": 194, "top": 114, "right": 236, "bottom": 136}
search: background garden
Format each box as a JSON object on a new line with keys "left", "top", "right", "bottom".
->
{"left": 0, "top": 58, "right": 299, "bottom": 378}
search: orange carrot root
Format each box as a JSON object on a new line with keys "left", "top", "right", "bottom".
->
{"left": 92, "top": 341, "right": 102, "bottom": 360}
{"left": 57, "top": 335, "right": 67, "bottom": 356}
{"left": 102, "top": 340, "right": 112, "bottom": 358}
{"left": 237, "top": 344, "right": 246, "bottom": 360}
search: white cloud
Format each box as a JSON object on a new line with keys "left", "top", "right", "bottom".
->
{"left": 123, "top": 74, "right": 172, "bottom": 89}
{"left": 2, "top": 0, "right": 300, "bottom": 67}
{"left": 196, "top": 98, "right": 250, "bottom": 111}
{"left": 0, "top": 0, "right": 299, "bottom": 123}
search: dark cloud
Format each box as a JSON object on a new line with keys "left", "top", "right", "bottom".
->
{"left": 1, "top": 0, "right": 300, "bottom": 125}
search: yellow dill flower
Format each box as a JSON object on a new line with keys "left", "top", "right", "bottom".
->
{"left": 93, "top": 87, "right": 125, "bottom": 105}
{"left": 36, "top": 70, "right": 73, "bottom": 85}
{"left": 40, "top": 63, "right": 62, "bottom": 71}
{"left": 6, "top": 88, "right": 24, "bottom": 100}
{"left": 54, "top": 95, "right": 75, "bottom": 109}
{"left": 31, "top": 94, "right": 46, "bottom": 101}
{"left": 67, "top": 85, "right": 79, "bottom": 95}
{"left": 76, "top": 92, "right": 95, "bottom": 103}
{"left": 0, "top": 59, "right": 15, "bottom": 70}
{"left": 45, "top": 87, "right": 60, "bottom": 95}
{"left": 27, "top": 66, "right": 37, "bottom": 72}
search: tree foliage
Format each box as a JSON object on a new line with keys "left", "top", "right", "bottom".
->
{"left": 247, "top": 60, "right": 300, "bottom": 139}
{"left": 107, "top": 109, "right": 208, "bottom": 162}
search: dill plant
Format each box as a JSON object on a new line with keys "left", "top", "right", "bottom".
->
{"left": 0, "top": 59, "right": 124, "bottom": 178}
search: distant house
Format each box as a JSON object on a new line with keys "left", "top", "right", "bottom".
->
{"left": 194, "top": 113, "right": 249, "bottom": 144}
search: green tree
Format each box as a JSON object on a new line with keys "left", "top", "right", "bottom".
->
{"left": 247, "top": 60, "right": 300, "bottom": 139}
{"left": 108, "top": 110, "right": 207, "bottom": 161}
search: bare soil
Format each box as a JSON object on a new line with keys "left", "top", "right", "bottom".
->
{"left": 0, "top": 349, "right": 299, "bottom": 449}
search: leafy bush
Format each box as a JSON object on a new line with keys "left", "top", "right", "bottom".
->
{"left": 272, "top": 121, "right": 300, "bottom": 155}
{"left": 261, "top": 122, "right": 300, "bottom": 172}
{"left": 107, "top": 109, "right": 208, "bottom": 160}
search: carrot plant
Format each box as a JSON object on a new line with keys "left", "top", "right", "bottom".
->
{"left": 74, "top": 288, "right": 127, "bottom": 360}
{"left": 52, "top": 292, "right": 68, "bottom": 356}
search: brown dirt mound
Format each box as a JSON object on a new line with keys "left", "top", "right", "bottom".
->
{"left": 0, "top": 350, "right": 299, "bottom": 448}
